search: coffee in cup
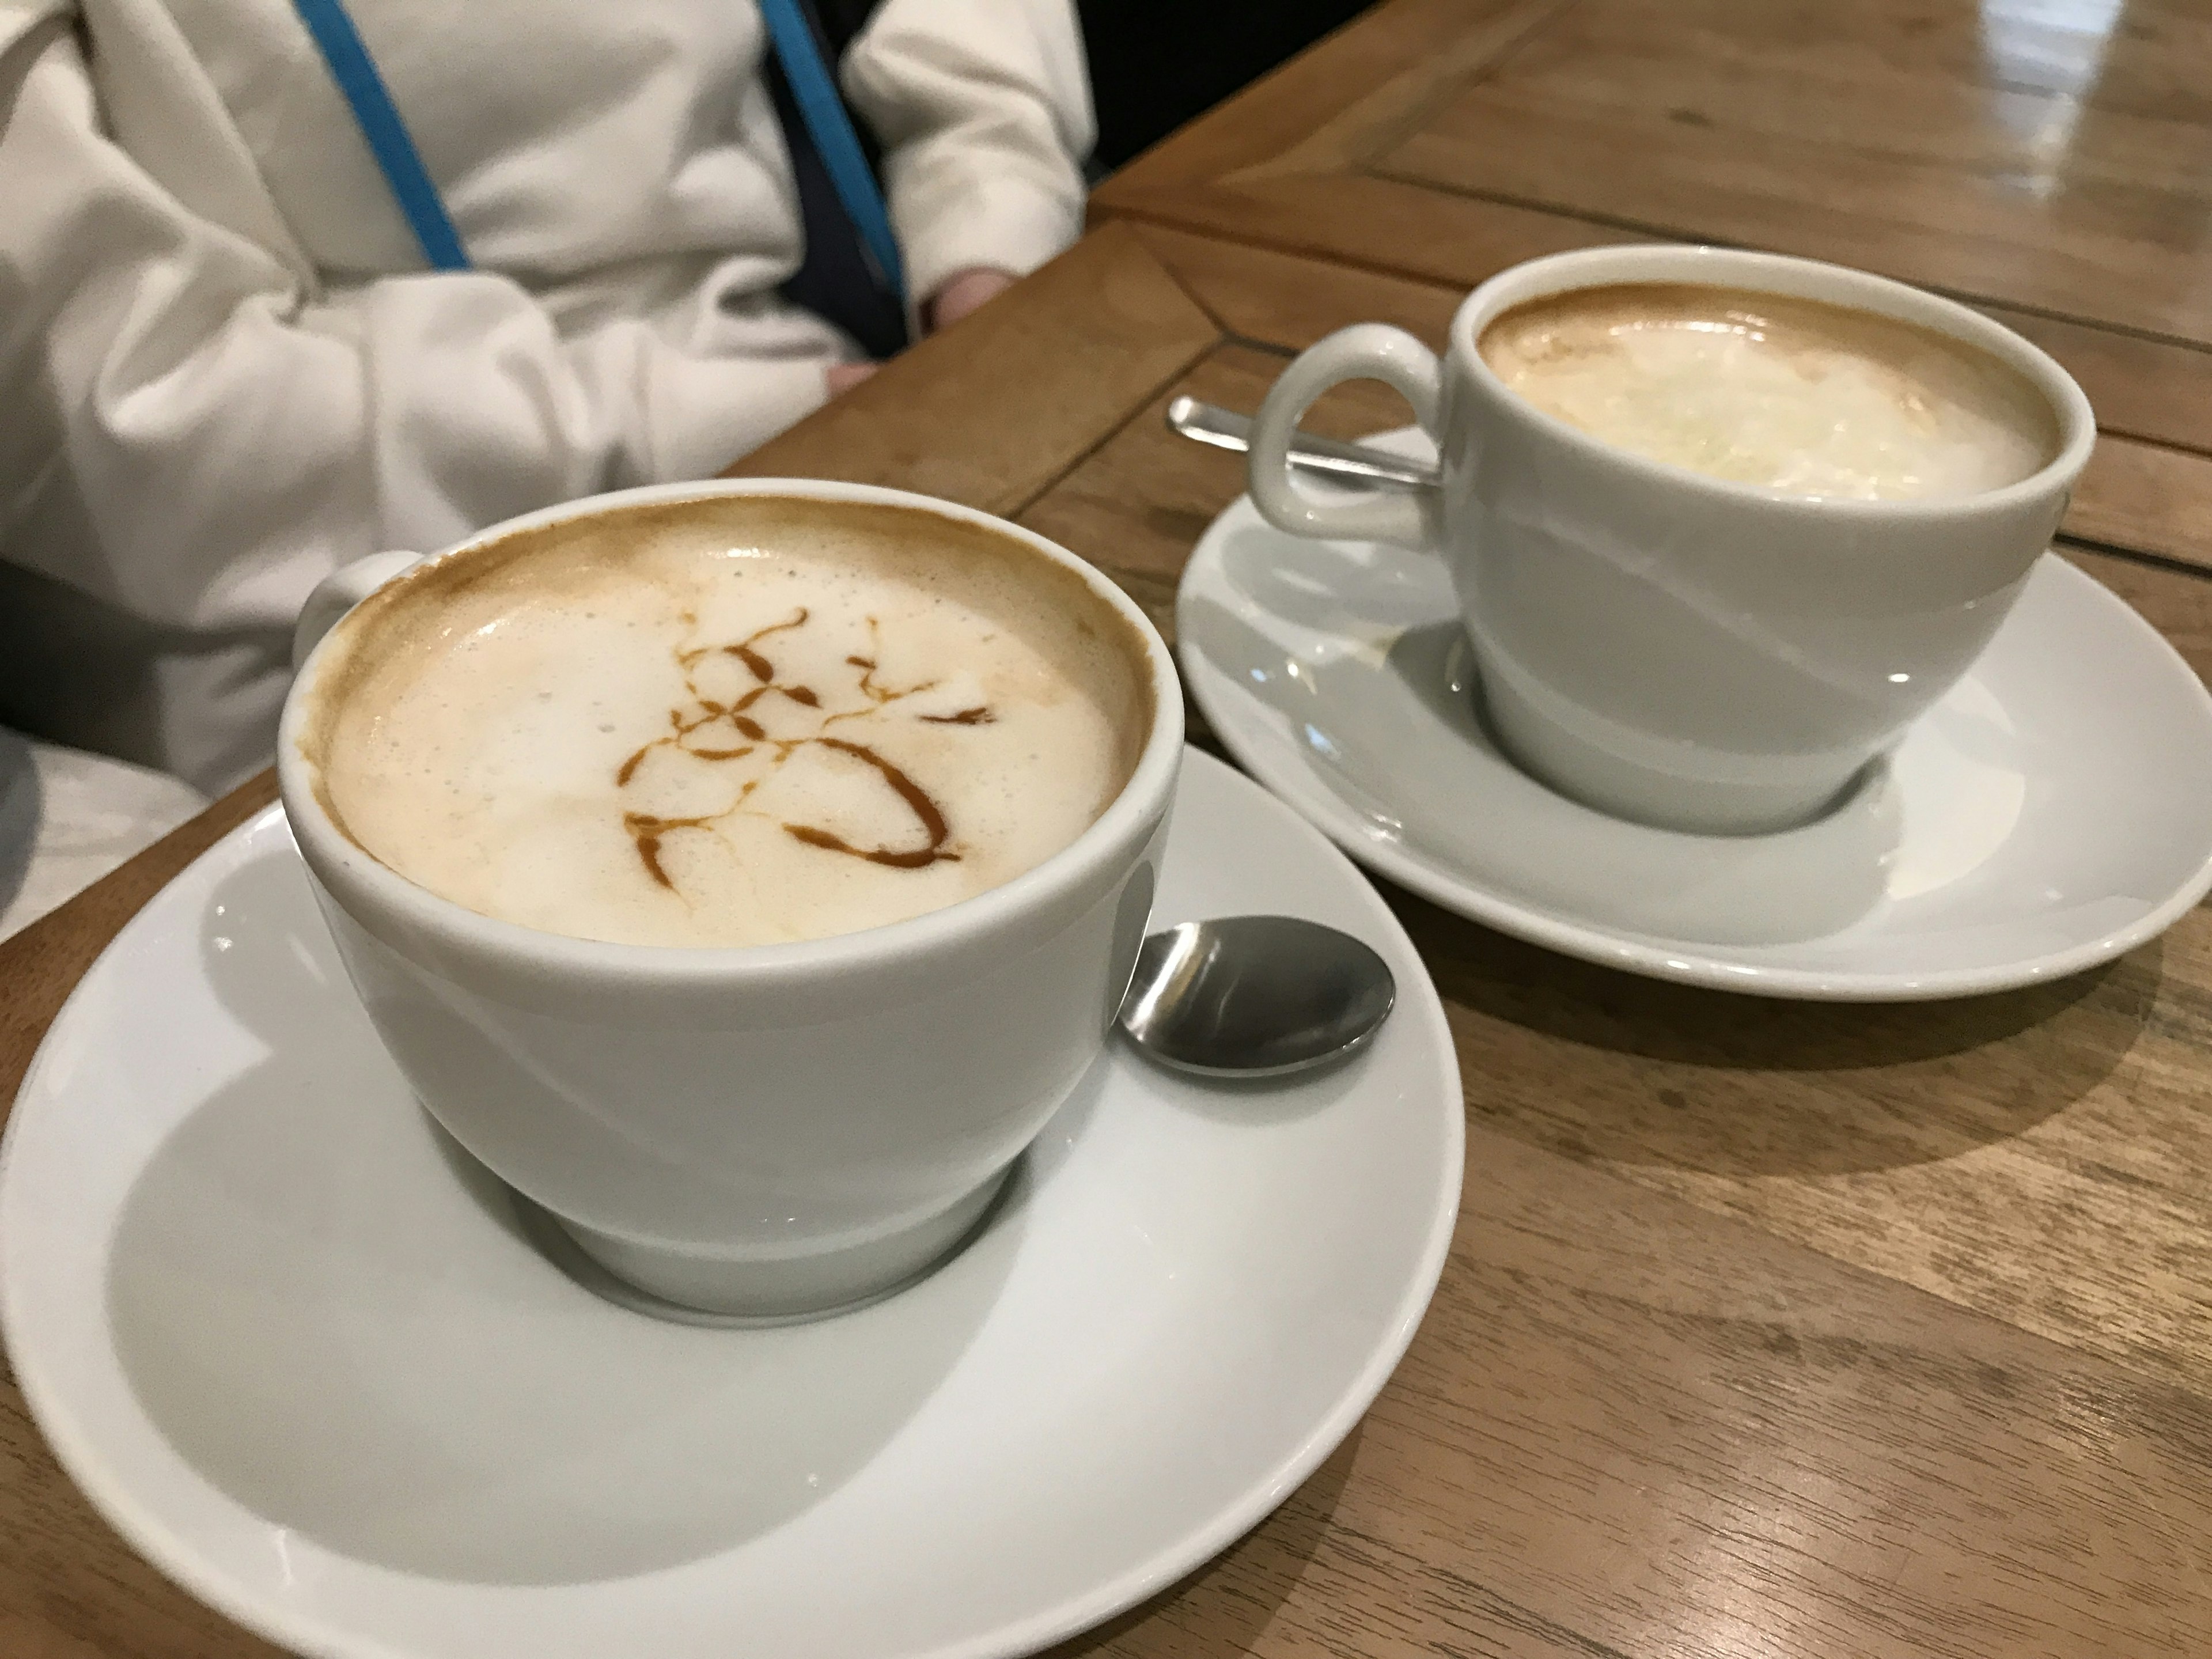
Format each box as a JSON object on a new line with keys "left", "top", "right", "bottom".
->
{"left": 300, "top": 496, "right": 1152, "bottom": 949}
{"left": 1245, "top": 245, "right": 2094, "bottom": 835}
{"left": 281, "top": 481, "right": 1183, "bottom": 1320}
{"left": 1478, "top": 284, "right": 2059, "bottom": 502}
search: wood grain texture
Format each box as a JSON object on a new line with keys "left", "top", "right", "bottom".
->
{"left": 1978, "top": 305, "right": 2212, "bottom": 457}
{"left": 1103, "top": 165, "right": 1629, "bottom": 295}
{"left": 723, "top": 222, "right": 1219, "bottom": 516}
{"left": 1052, "top": 1126, "right": 2212, "bottom": 1659}
{"left": 1017, "top": 330, "right": 2212, "bottom": 1653}
{"left": 1097, "top": 0, "right": 2212, "bottom": 504}
{"left": 1023, "top": 324, "right": 2212, "bottom": 1392}
{"left": 1132, "top": 224, "right": 2212, "bottom": 571}
{"left": 2076, "top": 544, "right": 2212, "bottom": 686}
{"left": 1094, "top": 0, "right": 1563, "bottom": 200}
{"left": 1393, "top": 880, "right": 2212, "bottom": 1393}
{"left": 1214, "top": 0, "right": 1571, "bottom": 189}
{"left": 1020, "top": 342, "right": 1411, "bottom": 608}
{"left": 11, "top": 218, "right": 2212, "bottom": 1658}
{"left": 2068, "top": 438, "right": 2212, "bottom": 573}
{"left": 1139, "top": 223, "right": 2212, "bottom": 460}
{"left": 1377, "top": 0, "right": 2212, "bottom": 342}
{"left": 1112, "top": 166, "right": 2212, "bottom": 478}
{"left": 1131, "top": 222, "right": 1461, "bottom": 353}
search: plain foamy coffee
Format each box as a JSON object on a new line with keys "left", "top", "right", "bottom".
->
{"left": 301, "top": 497, "right": 1150, "bottom": 948}
{"left": 1479, "top": 284, "right": 2059, "bottom": 501}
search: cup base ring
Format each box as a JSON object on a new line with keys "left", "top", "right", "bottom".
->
{"left": 509, "top": 1168, "right": 1014, "bottom": 1327}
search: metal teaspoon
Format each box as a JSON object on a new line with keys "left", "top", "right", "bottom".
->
{"left": 1116, "top": 915, "right": 1396, "bottom": 1080}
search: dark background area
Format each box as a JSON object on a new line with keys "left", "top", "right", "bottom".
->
{"left": 1078, "top": 1, "right": 1377, "bottom": 172}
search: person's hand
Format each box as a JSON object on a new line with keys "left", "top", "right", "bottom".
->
{"left": 925, "top": 268, "right": 1016, "bottom": 334}
{"left": 825, "top": 361, "right": 879, "bottom": 397}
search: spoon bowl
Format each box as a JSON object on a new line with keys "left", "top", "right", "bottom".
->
{"left": 1117, "top": 915, "right": 1396, "bottom": 1079}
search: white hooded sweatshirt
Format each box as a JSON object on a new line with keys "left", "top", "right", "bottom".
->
{"left": 0, "top": 0, "right": 1092, "bottom": 791}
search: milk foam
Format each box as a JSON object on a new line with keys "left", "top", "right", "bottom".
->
{"left": 1479, "top": 285, "right": 2058, "bottom": 501}
{"left": 305, "top": 497, "right": 1149, "bottom": 948}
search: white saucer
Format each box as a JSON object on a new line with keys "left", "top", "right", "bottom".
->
{"left": 1180, "top": 430, "right": 2212, "bottom": 999}
{"left": 0, "top": 748, "right": 1463, "bottom": 1659}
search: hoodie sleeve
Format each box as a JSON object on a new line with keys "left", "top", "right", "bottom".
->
{"left": 0, "top": 12, "right": 828, "bottom": 649}
{"left": 839, "top": 0, "right": 1093, "bottom": 306}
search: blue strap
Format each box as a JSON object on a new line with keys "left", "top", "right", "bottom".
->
{"left": 757, "top": 0, "right": 904, "bottom": 303}
{"left": 289, "top": 0, "right": 471, "bottom": 271}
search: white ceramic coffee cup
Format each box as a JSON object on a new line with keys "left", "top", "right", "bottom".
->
{"left": 1247, "top": 245, "right": 2096, "bottom": 834}
{"left": 279, "top": 479, "right": 1183, "bottom": 1320}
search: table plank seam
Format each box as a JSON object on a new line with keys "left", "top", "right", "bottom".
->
{"left": 1107, "top": 232, "right": 1310, "bottom": 365}
{"left": 1124, "top": 234, "right": 1236, "bottom": 337}
{"left": 2075, "top": 425, "right": 2212, "bottom": 468}
{"left": 1210, "top": 331, "right": 1296, "bottom": 364}
{"left": 1003, "top": 339, "right": 1225, "bottom": 520}
{"left": 1098, "top": 185, "right": 1656, "bottom": 297}
{"left": 1212, "top": 0, "right": 1580, "bottom": 191}
{"left": 1352, "top": 162, "right": 2212, "bottom": 368}
{"left": 2057, "top": 533, "right": 2212, "bottom": 588}
{"left": 2086, "top": 427, "right": 2212, "bottom": 465}
{"left": 19, "top": 25, "right": 2212, "bottom": 1626}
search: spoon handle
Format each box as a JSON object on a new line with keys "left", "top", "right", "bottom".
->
{"left": 1165, "top": 397, "right": 1441, "bottom": 491}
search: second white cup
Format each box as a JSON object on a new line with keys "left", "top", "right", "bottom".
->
{"left": 1246, "top": 245, "right": 2096, "bottom": 834}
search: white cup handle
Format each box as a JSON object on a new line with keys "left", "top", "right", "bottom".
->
{"left": 1247, "top": 323, "right": 1446, "bottom": 550}
{"left": 292, "top": 551, "right": 425, "bottom": 672}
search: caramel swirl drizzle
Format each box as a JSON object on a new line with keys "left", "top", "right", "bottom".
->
{"left": 615, "top": 609, "right": 988, "bottom": 891}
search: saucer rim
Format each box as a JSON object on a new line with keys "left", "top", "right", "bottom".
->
{"left": 0, "top": 748, "right": 1465, "bottom": 1659}
{"left": 1179, "top": 490, "right": 2212, "bottom": 1001}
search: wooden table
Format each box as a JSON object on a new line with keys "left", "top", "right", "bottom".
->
{"left": 9, "top": 3, "right": 2212, "bottom": 1653}
{"left": 1092, "top": 0, "right": 2212, "bottom": 579}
